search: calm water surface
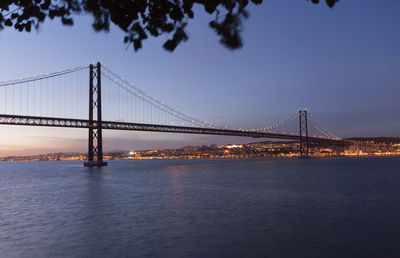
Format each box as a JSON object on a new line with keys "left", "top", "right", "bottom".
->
{"left": 0, "top": 157, "right": 400, "bottom": 258}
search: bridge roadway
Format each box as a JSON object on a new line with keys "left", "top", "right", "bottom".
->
{"left": 0, "top": 114, "right": 343, "bottom": 144}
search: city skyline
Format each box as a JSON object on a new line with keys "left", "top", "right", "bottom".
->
{"left": 2, "top": 136, "right": 400, "bottom": 161}
{"left": 0, "top": 1, "right": 399, "bottom": 155}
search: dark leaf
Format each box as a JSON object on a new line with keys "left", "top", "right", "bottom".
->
{"left": 251, "top": 0, "right": 263, "bottom": 4}
{"left": 5, "top": 19, "right": 12, "bottom": 27}
{"left": 61, "top": 17, "right": 73, "bottom": 25}
{"left": 205, "top": 1, "right": 218, "bottom": 14}
{"left": 133, "top": 39, "right": 142, "bottom": 51}
{"left": 326, "top": 0, "right": 338, "bottom": 8}
{"left": 163, "top": 39, "right": 177, "bottom": 52}
{"left": 25, "top": 21, "right": 31, "bottom": 32}
{"left": 164, "top": 23, "right": 175, "bottom": 32}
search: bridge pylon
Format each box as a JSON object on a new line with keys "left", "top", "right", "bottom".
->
{"left": 299, "top": 109, "right": 309, "bottom": 158}
{"left": 84, "top": 62, "right": 107, "bottom": 167}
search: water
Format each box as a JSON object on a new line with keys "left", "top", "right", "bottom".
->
{"left": 0, "top": 157, "right": 400, "bottom": 258}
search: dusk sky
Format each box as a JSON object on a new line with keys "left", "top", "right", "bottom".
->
{"left": 0, "top": 1, "right": 399, "bottom": 155}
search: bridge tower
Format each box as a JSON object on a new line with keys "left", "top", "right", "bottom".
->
{"left": 84, "top": 62, "right": 107, "bottom": 166}
{"left": 299, "top": 109, "right": 309, "bottom": 158}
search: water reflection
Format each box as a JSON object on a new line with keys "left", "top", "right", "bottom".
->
{"left": 1, "top": 158, "right": 400, "bottom": 257}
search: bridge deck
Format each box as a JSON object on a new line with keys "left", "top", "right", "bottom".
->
{"left": 0, "top": 114, "right": 342, "bottom": 143}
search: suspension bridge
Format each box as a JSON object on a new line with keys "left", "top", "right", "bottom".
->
{"left": 0, "top": 62, "right": 347, "bottom": 166}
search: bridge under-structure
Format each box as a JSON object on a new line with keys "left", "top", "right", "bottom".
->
{"left": 0, "top": 62, "right": 347, "bottom": 166}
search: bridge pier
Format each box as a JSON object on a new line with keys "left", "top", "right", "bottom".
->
{"left": 84, "top": 160, "right": 108, "bottom": 166}
{"left": 84, "top": 62, "right": 107, "bottom": 167}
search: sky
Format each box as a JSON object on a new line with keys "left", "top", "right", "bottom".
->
{"left": 0, "top": 0, "right": 399, "bottom": 155}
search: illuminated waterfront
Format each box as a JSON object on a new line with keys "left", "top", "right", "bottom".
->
{"left": 1, "top": 139, "right": 399, "bottom": 161}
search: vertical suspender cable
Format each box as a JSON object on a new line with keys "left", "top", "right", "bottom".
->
{"left": 45, "top": 77, "right": 47, "bottom": 116}
{"left": 19, "top": 82, "right": 22, "bottom": 115}
{"left": 5, "top": 84, "right": 7, "bottom": 114}
{"left": 33, "top": 80, "right": 36, "bottom": 116}
{"left": 40, "top": 80, "right": 42, "bottom": 116}
{"left": 142, "top": 98, "right": 144, "bottom": 123}
{"left": 12, "top": 83, "right": 15, "bottom": 114}
{"left": 26, "top": 82, "right": 29, "bottom": 116}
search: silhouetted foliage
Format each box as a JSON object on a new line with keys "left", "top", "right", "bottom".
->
{"left": 0, "top": 0, "right": 338, "bottom": 51}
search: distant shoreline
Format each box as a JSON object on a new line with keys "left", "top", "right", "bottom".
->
{"left": 1, "top": 138, "right": 399, "bottom": 162}
{"left": 1, "top": 154, "right": 400, "bottom": 162}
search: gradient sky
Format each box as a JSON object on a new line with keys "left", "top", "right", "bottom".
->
{"left": 0, "top": 0, "right": 399, "bottom": 155}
